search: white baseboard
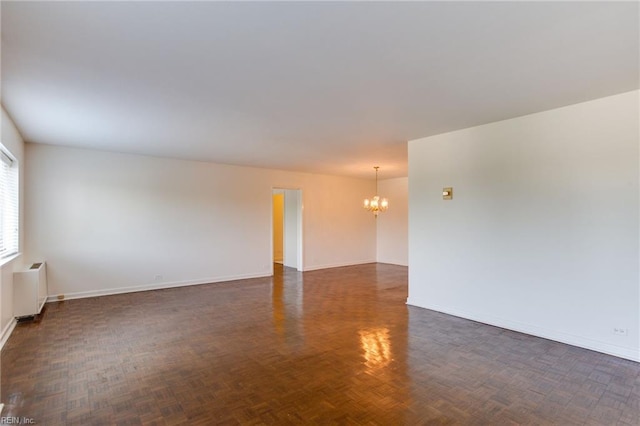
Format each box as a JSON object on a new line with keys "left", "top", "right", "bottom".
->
{"left": 0, "top": 318, "right": 17, "bottom": 350}
{"left": 303, "top": 260, "right": 376, "bottom": 272}
{"left": 45, "top": 263, "right": 382, "bottom": 302}
{"left": 46, "top": 271, "right": 271, "bottom": 303}
{"left": 406, "top": 298, "right": 639, "bottom": 363}
{"left": 376, "top": 260, "right": 409, "bottom": 267}
{"left": 44, "top": 262, "right": 380, "bottom": 302}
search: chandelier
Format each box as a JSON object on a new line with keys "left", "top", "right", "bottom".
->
{"left": 363, "top": 166, "right": 388, "bottom": 217}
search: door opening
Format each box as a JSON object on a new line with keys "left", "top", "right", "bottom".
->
{"left": 272, "top": 192, "right": 284, "bottom": 264}
{"left": 272, "top": 188, "right": 303, "bottom": 272}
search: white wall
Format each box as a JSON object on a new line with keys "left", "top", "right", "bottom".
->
{"left": 376, "top": 177, "right": 408, "bottom": 266}
{"left": 283, "top": 189, "right": 301, "bottom": 270}
{"left": 0, "top": 107, "right": 25, "bottom": 348}
{"left": 408, "top": 90, "right": 640, "bottom": 361}
{"left": 24, "top": 144, "right": 376, "bottom": 299}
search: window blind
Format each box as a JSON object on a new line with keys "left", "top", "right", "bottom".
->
{"left": 0, "top": 145, "right": 19, "bottom": 259}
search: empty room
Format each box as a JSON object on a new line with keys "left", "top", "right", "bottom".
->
{"left": 0, "top": 1, "right": 638, "bottom": 424}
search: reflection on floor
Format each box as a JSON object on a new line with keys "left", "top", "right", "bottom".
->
{"left": 1, "top": 263, "right": 638, "bottom": 424}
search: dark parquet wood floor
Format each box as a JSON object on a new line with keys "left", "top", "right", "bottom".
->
{"left": 1, "top": 263, "right": 639, "bottom": 425}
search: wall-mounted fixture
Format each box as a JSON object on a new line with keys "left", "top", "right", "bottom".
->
{"left": 363, "top": 166, "right": 389, "bottom": 217}
{"left": 442, "top": 187, "right": 453, "bottom": 200}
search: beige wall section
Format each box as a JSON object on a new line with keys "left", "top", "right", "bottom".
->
{"left": 24, "top": 144, "right": 377, "bottom": 299}
{"left": 408, "top": 90, "right": 640, "bottom": 361}
{"left": 272, "top": 193, "right": 284, "bottom": 262}
{"left": 376, "top": 177, "right": 408, "bottom": 266}
{"left": 0, "top": 106, "right": 26, "bottom": 347}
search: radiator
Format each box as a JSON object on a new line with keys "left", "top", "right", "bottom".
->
{"left": 13, "top": 262, "right": 48, "bottom": 318}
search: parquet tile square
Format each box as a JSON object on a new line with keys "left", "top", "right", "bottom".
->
{"left": 1, "top": 263, "right": 639, "bottom": 425}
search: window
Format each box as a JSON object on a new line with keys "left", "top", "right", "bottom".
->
{"left": 0, "top": 144, "right": 18, "bottom": 259}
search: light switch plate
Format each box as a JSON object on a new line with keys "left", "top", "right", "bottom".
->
{"left": 443, "top": 187, "right": 453, "bottom": 200}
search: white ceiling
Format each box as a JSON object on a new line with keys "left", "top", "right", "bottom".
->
{"left": 1, "top": 1, "right": 638, "bottom": 179}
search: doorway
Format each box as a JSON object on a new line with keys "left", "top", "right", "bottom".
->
{"left": 272, "top": 188, "right": 303, "bottom": 272}
{"left": 273, "top": 191, "right": 284, "bottom": 264}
